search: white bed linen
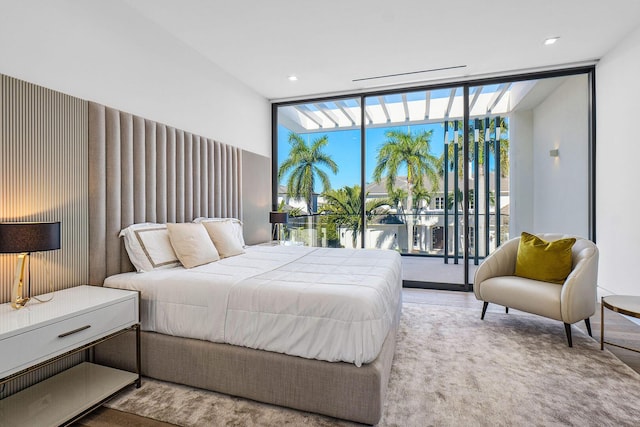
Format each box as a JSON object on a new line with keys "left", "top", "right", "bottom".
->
{"left": 104, "top": 245, "right": 402, "bottom": 366}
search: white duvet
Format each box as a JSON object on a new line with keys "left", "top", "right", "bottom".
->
{"left": 104, "top": 245, "right": 402, "bottom": 366}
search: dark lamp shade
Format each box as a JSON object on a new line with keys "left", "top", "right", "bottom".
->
{"left": 269, "top": 211, "right": 289, "bottom": 224}
{"left": 0, "top": 222, "right": 61, "bottom": 253}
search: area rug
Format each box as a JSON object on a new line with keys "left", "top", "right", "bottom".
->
{"left": 106, "top": 303, "right": 640, "bottom": 426}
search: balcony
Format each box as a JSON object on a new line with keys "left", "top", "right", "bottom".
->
{"left": 279, "top": 211, "right": 509, "bottom": 260}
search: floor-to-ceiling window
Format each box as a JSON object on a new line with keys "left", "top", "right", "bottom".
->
{"left": 275, "top": 98, "right": 362, "bottom": 247}
{"left": 273, "top": 67, "right": 595, "bottom": 289}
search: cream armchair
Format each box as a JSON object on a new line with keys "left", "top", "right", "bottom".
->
{"left": 474, "top": 233, "right": 599, "bottom": 347}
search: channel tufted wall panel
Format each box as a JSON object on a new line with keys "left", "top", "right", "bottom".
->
{"left": 88, "top": 102, "right": 242, "bottom": 285}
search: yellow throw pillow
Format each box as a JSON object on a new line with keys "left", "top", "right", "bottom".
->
{"left": 514, "top": 232, "right": 576, "bottom": 284}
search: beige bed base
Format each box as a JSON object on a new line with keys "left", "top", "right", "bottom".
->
{"left": 95, "top": 304, "right": 399, "bottom": 425}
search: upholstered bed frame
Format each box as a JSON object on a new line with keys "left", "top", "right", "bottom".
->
{"left": 88, "top": 102, "right": 398, "bottom": 425}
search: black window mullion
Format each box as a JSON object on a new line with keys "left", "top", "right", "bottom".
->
{"left": 462, "top": 86, "right": 470, "bottom": 288}
{"left": 360, "top": 95, "right": 366, "bottom": 249}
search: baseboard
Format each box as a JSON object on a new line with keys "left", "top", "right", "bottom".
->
{"left": 403, "top": 280, "right": 472, "bottom": 292}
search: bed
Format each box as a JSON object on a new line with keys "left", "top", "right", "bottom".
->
{"left": 88, "top": 102, "right": 402, "bottom": 424}
{"left": 97, "top": 243, "right": 402, "bottom": 424}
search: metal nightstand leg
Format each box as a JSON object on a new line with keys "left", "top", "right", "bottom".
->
{"left": 135, "top": 324, "right": 142, "bottom": 388}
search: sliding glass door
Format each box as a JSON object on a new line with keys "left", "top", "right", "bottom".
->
{"left": 273, "top": 68, "right": 595, "bottom": 289}
{"left": 363, "top": 88, "right": 464, "bottom": 257}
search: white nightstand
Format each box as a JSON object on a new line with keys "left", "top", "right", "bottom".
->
{"left": 0, "top": 285, "right": 140, "bottom": 426}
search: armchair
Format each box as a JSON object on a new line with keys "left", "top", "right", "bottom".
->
{"left": 474, "top": 233, "right": 599, "bottom": 347}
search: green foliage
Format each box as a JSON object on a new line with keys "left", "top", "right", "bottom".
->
{"left": 441, "top": 118, "right": 510, "bottom": 178}
{"left": 387, "top": 187, "right": 407, "bottom": 208}
{"left": 278, "top": 132, "right": 338, "bottom": 214}
{"left": 277, "top": 199, "right": 304, "bottom": 217}
{"left": 320, "top": 185, "right": 390, "bottom": 247}
{"left": 446, "top": 189, "right": 495, "bottom": 211}
{"left": 411, "top": 185, "right": 431, "bottom": 210}
{"left": 318, "top": 215, "right": 341, "bottom": 247}
{"left": 373, "top": 129, "right": 440, "bottom": 195}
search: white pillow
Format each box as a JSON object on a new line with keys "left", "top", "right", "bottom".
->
{"left": 167, "top": 223, "right": 220, "bottom": 268}
{"left": 119, "top": 223, "right": 180, "bottom": 272}
{"left": 202, "top": 221, "right": 245, "bottom": 258}
{"left": 194, "top": 217, "right": 246, "bottom": 247}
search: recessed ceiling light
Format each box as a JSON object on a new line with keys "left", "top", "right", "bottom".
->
{"left": 288, "top": 75, "right": 298, "bottom": 81}
{"left": 544, "top": 37, "right": 559, "bottom": 46}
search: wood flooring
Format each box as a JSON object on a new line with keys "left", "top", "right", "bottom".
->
{"left": 74, "top": 288, "right": 640, "bottom": 427}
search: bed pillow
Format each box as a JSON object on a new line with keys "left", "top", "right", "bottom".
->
{"left": 515, "top": 232, "right": 576, "bottom": 284}
{"left": 194, "top": 217, "right": 246, "bottom": 247}
{"left": 167, "top": 223, "right": 220, "bottom": 268}
{"left": 119, "top": 223, "right": 181, "bottom": 272}
{"left": 202, "top": 220, "right": 245, "bottom": 258}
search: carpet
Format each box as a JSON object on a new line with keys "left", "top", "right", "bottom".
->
{"left": 106, "top": 303, "right": 640, "bottom": 426}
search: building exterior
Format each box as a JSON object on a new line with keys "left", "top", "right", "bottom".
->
{"left": 278, "top": 171, "right": 509, "bottom": 258}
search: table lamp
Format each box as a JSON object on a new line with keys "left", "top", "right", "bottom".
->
{"left": 269, "top": 212, "right": 289, "bottom": 243}
{"left": 0, "top": 222, "right": 61, "bottom": 309}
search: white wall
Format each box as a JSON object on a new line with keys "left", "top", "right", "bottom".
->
{"left": 0, "top": 1, "right": 270, "bottom": 157}
{"left": 532, "top": 75, "right": 590, "bottom": 236}
{"left": 508, "top": 110, "right": 534, "bottom": 237}
{"left": 508, "top": 76, "right": 590, "bottom": 239}
{"left": 596, "top": 24, "right": 640, "bottom": 296}
{"left": 242, "top": 151, "right": 272, "bottom": 244}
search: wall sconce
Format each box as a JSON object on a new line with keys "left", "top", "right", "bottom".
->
{"left": 549, "top": 149, "right": 560, "bottom": 158}
{"left": 0, "top": 222, "right": 61, "bottom": 309}
{"left": 269, "top": 212, "right": 289, "bottom": 243}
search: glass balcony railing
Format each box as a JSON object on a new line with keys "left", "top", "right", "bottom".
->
{"left": 278, "top": 212, "right": 510, "bottom": 258}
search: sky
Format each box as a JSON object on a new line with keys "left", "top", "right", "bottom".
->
{"left": 277, "top": 123, "right": 448, "bottom": 191}
{"left": 276, "top": 85, "right": 511, "bottom": 194}
{"left": 276, "top": 115, "right": 499, "bottom": 197}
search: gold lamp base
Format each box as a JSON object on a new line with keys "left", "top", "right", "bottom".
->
{"left": 11, "top": 253, "right": 30, "bottom": 309}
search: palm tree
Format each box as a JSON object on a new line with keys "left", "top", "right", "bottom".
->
{"left": 373, "top": 129, "right": 440, "bottom": 199}
{"left": 278, "top": 132, "right": 338, "bottom": 214}
{"left": 321, "top": 185, "right": 390, "bottom": 248}
{"left": 441, "top": 118, "right": 509, "bottom": 178}
{"left": 412, "top": 185, "right": 431, "bottom": 211}
{"left": 373, "top": 129, "right": 440, "bottom": 251}
{"left": 446, "top": 189, "right": 495, "bottom": 212}
{"left": 276, "top": 199, "right": 304, "bottom": 217}
{"left": 482, "top": 117, "right": 509, "bottom": 177}
{"left": 387, "top": 187, "right": 408, "bottom": 223}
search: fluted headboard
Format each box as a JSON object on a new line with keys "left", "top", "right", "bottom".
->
{"left": 88, "top": 102, "right": 242, "bottom": 284}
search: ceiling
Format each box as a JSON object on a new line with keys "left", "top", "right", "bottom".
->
{"left": 123, "top": 0, "right": 640, "bottom": 101}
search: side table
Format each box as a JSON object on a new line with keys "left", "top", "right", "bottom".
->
{"left": 601, "top": 295, "right": 640, "bottom": 352}
{"left": 0, "top": 285, "right": 140, "bottom": 426}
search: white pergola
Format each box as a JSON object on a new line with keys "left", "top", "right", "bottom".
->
{"left": 277, "top": 80, "right": 541, "bottom": 133}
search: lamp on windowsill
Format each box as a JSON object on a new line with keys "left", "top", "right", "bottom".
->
{"left": 0, "top": 222, "right": 61, "bottom": 309}
{"left": 269, "top": 212, "right": 289, "bottom": 243}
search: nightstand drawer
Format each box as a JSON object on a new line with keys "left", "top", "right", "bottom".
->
{"left": 0, "top": 297, "right": 137, "bottom": 378}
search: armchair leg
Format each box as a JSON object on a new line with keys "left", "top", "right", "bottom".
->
{"left": 481, "top": 302, "right": 489, "bottom": 320}
{"left": 564, "top": 323, "right": 573, "bottom": 347}
{"left": 584, "top": 318, "right": 593, "bottom": 337}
